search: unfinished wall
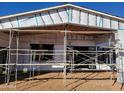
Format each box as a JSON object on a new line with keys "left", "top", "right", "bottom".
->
{"left": 95, "top": 34, "right": 115, "bottom": 47}
{"left": 95, "top": 34, "right": 115, "bottom": 70}
{"left": 0, "top": 32, "right": 9, "bottom": 47}
{"left": 0, "top": 32, "right": 9, "bottom": 72}
{"left": 116, "top": 30, "right": 124, "bottom": 83}
{"left": 1, "top": 32, "right": 115, "bottom": 71}
{"left": 15, "top": 33, "right": 95, "bottom": 71}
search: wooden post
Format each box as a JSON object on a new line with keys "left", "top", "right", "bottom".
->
{"left": 109, "top": 40, "right": 112, "bottom": 65}
{"left": 72, "top": 50, "right": 74, "bottom": 72}
{"left": 7, "top": 29, "right": 12, "bottom": 85}
{"left": 95, "top": 46, "right": 98, "bottom": 70}
{"left": 32, "top": 51, "right": 35, "bottom": 79}
{"left": 29, "top": 50, "right": 32, "bottom": 80}
{"left": 63, "top": 25, "right": 67, "bottom": 90}
{"left": 15, "top": 32, "right": 19, "bottom": 86}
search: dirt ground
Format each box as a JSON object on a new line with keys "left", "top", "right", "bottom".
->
{"left": 0, "top": 71, "right": 123, "bottom": 91}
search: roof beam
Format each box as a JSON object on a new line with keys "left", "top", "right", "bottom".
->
{"left": 0, "top": 29, "right": 116, "bottom": 34}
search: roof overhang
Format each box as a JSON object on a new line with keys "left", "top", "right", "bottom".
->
{"left": 0, "top": 24, "right": 117, "bottom": 35}
{"left": 0, "top": 4, "right": 123, "bottom": 31}
{"left": 12, "top": 23, "right": 117, "bottom": 31}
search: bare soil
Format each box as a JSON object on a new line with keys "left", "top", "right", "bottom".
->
{"left": 0, "top": 71, "right": 123, "bottom": 91}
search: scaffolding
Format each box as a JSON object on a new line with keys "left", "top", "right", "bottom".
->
{"left": 0, "top": 28, "right": 123, "bottom": 90}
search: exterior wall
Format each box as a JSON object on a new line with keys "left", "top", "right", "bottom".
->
{"left": 116, "top": 30, "right": 124, "bottom": 83}
{"left": 0, "top": 32, "right": 9, "bottom": 72}
{"left": 15, "top": 33, "right": 96, "bottom": 71}
{"left": 95, "top": 34, "right": 115, "bottom": 70}
{"left": 0, "top": 32, "right": 23, "bottom": 72}
{"left": 95, "top": 34, "right": 114, "bottom": 46}
{"left": 0, "top": 32, "right": 9, "bottom": 47}
{"left": 2, "top": 32, "right": 116, "bottom": 71}
{"left": 17, "top": 33, "right": 64, "bottom": 71}
{"left": 0, "top": 32, "right": 115, "bottom": 71}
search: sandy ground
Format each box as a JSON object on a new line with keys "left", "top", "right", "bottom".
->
{"left": 0, "top": 71, "right": 123, "bottom": 91}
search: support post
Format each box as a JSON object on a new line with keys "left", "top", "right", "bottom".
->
{"left": 109, "top": 36, "right": 112, "bottom": 79}
{"left": 29, "top": 50, "right": 32, "bottom": 80}
{"left": 121, "top": 44, "right": 124, "bottom": 83}
{"left": 72, "top": 50, "right": 74, "bottom": 72}
{"left": 117, "top": 43, "right": 124, "bottom": 83}
{"left": 109, "top": 34, "right": 112, "bottom": 65}
{"left": 63, "top": 25, "right": 67, "bottom": 90}
{"left": 15, "top": 32, "right": 19, "bottom": 86}
{"left": 32, "top": 51, "right": 35, "bottom": 79}
{"left": 95, "top": 46, "right": 98, "bottom": 70}
{"left": 7, "top": 29, "right": 12, "bottom": 85}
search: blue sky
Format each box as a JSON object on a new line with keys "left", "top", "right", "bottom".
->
{"left": 0, "top": 2, "right": 124, "bottom": 18}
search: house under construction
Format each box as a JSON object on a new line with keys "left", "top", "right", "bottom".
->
{"left": 0, "top": 4, "right": 124, "bottom": 87}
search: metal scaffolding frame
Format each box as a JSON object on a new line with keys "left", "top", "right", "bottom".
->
{"left": 0, "top": 28, "right": 123, "bottom": 90}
